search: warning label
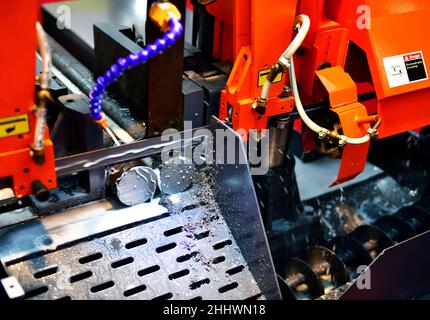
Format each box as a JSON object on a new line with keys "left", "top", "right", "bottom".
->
{"left": 0, "top": 114, "right": 30, "bottom": 139}
{"left": 258, "top": 68, "right": 283, "bottom": 87}
{"left": 383, "top": 51, "right": 428, "bottom": 88}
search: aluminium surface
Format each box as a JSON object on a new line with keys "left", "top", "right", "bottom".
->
{"left": 2, "top": 189, "right": 260, "bottom": 300}
{"left": 0, "top": 118, "right": 280, "bottom": 300}
{"left": 295, "top": 156, "right": 384, "bottom": 201}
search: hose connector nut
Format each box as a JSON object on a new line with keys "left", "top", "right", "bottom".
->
{"left": 252, "top": 98, "right": 267, "bottom": 115}
{"left": 36, "top": 89, "right": 53, "bottom": 110}
{"left": 280, "top": 86, "right": 292, "bottom": 98}
{"left": 338, "top": 139, "right": 347, "bottom": 147}
{"left": 149, "top": 2, "right": 181, "bottom": 32}
{"left": 367, "top": 128, "right": 379, "bottom": 140}
{"left": 318, "top": 130, "right": 328, "bottom": 140}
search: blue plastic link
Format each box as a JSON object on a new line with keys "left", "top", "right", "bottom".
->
{"left": 88, "top": 17, "right": 183, "bottom": 122}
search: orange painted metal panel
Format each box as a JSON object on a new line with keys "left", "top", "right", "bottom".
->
{"left": 218, "top": 0, "right": 298, "bottom": 136}
{"left": 0, "top": 0, "right": 57, "bottom": 198}
{"left": 316, "top": 67, "right": 371, "bottom": 185}
{"left": 326, "top": 0, "right": 430, "bottom": 138}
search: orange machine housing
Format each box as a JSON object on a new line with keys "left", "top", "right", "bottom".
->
{"left": 212, "top": 0, "right": 297, "bottom": 139}
{"left": 0, "top": 1, "right": 56, "bottom": 199}
{"left": 211, "top": 0, "right": 430, "bottom": 184}
{"left": 325, "top": 0, "right": 430, "bottom": 138}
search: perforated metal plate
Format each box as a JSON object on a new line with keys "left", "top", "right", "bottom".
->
{"left": 1, "top": 118, "right": 280, "bottom": 300}
{"left": 6, "top": 205, "right": 265, "bottom": 300}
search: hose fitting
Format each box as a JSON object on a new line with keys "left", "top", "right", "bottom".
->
{"left": 30, "top": 90, "right": 53, "bottom": 166}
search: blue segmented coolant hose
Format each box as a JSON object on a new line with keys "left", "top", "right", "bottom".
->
{"left": 88, "top": 17, "right": 183, "bottom": 123}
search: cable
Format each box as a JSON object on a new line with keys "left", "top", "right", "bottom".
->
{"left": 88, "top": 10, "right": 183, "bottom": 128}
{"left": 289, "top": 55, "right": 378, "bottom": 146}
{"left": 283, "top": 15, "right": 379, "bottom": 146}
{"left": 32, "top": 22, "right": 53, "bottom": 160}
{"left": 255, "top": 13, "right": 378, "bottom": 146}
{"left": 256, "top": 14, "right": 310, "bottom": 107}
{"left": 289, "top": 56, "right": 326, "bottom": 135}
{"left": 278, "top": 14, "right": 310, "bottom": 67}
{"left": 36, "top": 22, "right": 52, "bottom": 90}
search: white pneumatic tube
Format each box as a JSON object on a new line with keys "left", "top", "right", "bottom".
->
{"left": 34, "top": 22, "right": 52, "bottom": 150}
{"left": 36, "top": 22, "right": 52, "bottom": 90}
{"left": 289, "top": 56, "right": 371, "bottom": 145}
{"left": 278, "top": 14, "right": 311, "bottom": 66}
{"left": 259, "top": 14, "right": 310, "bottom": 102}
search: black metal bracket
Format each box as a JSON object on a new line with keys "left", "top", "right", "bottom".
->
{"left": 31, "top": 95, "right": 106, "bottom": 215}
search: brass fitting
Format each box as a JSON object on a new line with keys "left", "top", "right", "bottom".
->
{"left": 37, "top": 89, "right": 53, "bottom": 109}
{"left": 149, "top": 1, "right": 182, "bottom": 32}
{"left": 368, "top": 116, "right": 382, "bottom": 140}
{"left": 327, "top": 130, "right": 340, "bottom": 140}
{"left": 95, "top": 113, "right": 109, "bottom": 129}
{"left": 29, "top": 89, "right": 53, "bottom": 166}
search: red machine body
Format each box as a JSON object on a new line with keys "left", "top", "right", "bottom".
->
{"left": 2, "top": 0, "right": 430, "bottom": 196}
{"left": 213, "top": 0, "right": 297, "bottom": 138}
{"left": 326, "top": 0, "right": 430, "bottom": 138}
{"left": 210, "top": 0, "right": 430, "bottom": 184}
{"left": 0, "top": 1, "right": 56, "bottom": 199}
